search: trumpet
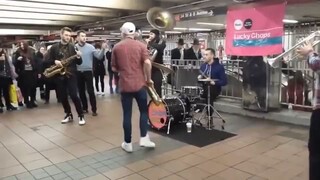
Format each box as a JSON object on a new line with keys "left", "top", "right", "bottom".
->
{"left": 267, "top": 30, "right": 320, "bottom": 68}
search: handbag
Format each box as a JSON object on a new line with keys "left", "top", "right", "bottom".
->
{"left": 9, "top": 84, "right": 18, "bottom": 104}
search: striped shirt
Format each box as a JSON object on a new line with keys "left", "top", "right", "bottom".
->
{"left": 308, "top": 52, "right": 320, "bottom": 109}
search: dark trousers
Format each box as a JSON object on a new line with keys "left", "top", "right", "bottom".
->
{"left": 121, "top": 88, "right": 148, "bottom": 143}
{"left": 108, "top": 70, "right": 119, "bottom": 90}
{"left": 55, "top": 76, "right": 83, "bottom": 116}
{"left": 0, "top": 77, "right": 11, "bottom": 107}
{"left": 20, "top": 71, "right": 37, "bottom": 105}
{"left": 77, "top": 71, "right": 97, "bottom": 113}
{"left": 44, "top": 80, "right": 60, "bottom": 102}
{"left": 309, "top": 109, "right": 320, "bottom": 180}
{"left": 151, "top": 70, "right": 163, "bottom": 98}
{"left": 94, "top": 74, "right": 105, "bottom": 92}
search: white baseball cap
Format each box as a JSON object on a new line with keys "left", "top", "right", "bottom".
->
{"left": 120, "top": 22, "right": 136, "bottom": 35}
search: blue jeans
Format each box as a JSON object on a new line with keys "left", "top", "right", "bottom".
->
{"left": 121, "top": 88, "right": 148, "bottom": 143}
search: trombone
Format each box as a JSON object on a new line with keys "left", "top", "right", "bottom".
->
{"left": 267, "top": 30, "right": 320, "bottom": 68}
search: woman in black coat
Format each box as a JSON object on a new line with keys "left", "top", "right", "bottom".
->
{"left": 93, "top": 42, "right": 106, "bottom": 95}
{"left": 14, "top": 41, "right": 39, "bottom": 108}
{"left": 105, "top": 44, "right": 119, "bottom": 94}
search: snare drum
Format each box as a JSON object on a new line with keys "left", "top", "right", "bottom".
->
{"left": 148, "top": 96, "right": 189, "bottom": 130}
{"left": 181, "top": 86, "right": 202, "bottom": 97}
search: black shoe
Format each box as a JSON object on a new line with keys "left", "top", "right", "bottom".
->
{"left": 7, "top": 106, "right": 17, "bottom": 111}
{"left": 92, "top": 112, "right": 98, "bottom": 116}
{"left": 26, "top": 103, "right": 33, "bottom": 109}
{"left": 61, "top": 113, "right": 73, "bottom": 124}
{"left": 18, "top": 102, "right": 24, "bottom": 107}
{"left": 31, "top": 102, "right": 38, "bottom": 108}
{"left": 0, "top": 108, "right": 3, "bottom": 113}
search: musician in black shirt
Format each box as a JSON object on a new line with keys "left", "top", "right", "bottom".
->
{"left": 146, "top": 29, "right": 166, "bottom": 97}
{"left": 46, "top": 27, "right": 85, "bottom": 126}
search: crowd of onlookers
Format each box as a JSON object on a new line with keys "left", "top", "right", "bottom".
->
{"left": 0, "top": 41, "right": 119, "bottom": 114}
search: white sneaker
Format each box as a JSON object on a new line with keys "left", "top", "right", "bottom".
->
{"left": 139, "top": 134, "right": 155, "bottom": 148}
{"left": 96, "top": 91, "right": 101, "bottom": 95}
{"left": 121, "top": 142, "right": 133, "bottom": 153}
{"left": 101, "top": 92, "right": 105, "bottom": 96}
{"left": 78, "top": 116, "right": 86, "bottom": 126}
{"left": 61, "top": 114, "right": 73, "bottom": 124}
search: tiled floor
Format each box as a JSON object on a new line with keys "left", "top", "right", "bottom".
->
{"left": 0, "top": 91, "right": 309, "bottom": 180}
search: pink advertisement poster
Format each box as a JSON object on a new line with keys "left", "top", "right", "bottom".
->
{"left": 225, "top": 3, "right": 285, "bottom": 56}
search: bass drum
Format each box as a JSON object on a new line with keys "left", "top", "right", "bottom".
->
{"left": 148, "top": 96, "right": 189, "bottom": 130}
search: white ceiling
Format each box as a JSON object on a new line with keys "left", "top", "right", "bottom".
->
{"left": 0, "top": 0, "right": 320, "bottom": 37}
{"left": 173, "top": 1, "right": 320, "bottom": 31}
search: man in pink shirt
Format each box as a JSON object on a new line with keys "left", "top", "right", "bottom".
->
{"left": 111, "top": 22, "right": 155, "bottom": 153}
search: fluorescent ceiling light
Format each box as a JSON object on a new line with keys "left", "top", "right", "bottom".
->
{"left": 0, "top": 10, "right": 93, "bottom": 21}
{"left": 92, "top": 35, "right": 115, "bottom": 37}
{"left": 283, "top": 19, "right": 298, "bottom": 23}
{"left": 0, "top": 5, "right": 113, "bottom": 17}
{"left": 0, "top": 0, "right": 108, "bottom": 12}
{"left": 0, "top": 18, "right": 78, "bottom": 26}
{"left": 174, "top": 27, "right": 188, "bottom": 30}
{"left": 189, "top": 28, "right": 212, "bottom": 31}
{"left": 165, "top": 31, "right": 182, "bottom": 34}
{"left": 174, "top": 27, "right": 211, "bottom": 31}
{"left": 110, "top": 33, "right": 120, "bottom": 35}
{"left": 23, "top": 0, "right": 153, "bottom": 11}
{"left": 197, "top": 22, "right": 225, "bottom": 26}
{"left": 0, "top": 29, "right": 49, "bottom": 35}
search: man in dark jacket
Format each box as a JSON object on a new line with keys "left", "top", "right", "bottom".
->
{"left": 185, "top": 38, "right": 202, "bottom": 65}
{"left": 199, "top": 48, "right": 227, "bottom": 105}
{"left": 46, "top": 27, "right": 85, "bottom": 126}
{"left": 171, "top": 38, "right": 186, "bottom": 60}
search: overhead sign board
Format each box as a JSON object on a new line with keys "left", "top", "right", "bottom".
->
{"left": 175, "top": 9, "right": 214, "bottom": 21}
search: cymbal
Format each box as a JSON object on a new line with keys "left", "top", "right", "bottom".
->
{"left": 152, "top": 62, "right": 174, "bottom": 73}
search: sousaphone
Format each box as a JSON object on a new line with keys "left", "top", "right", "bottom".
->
{"left": 146, "top": 7, "right": 176, "bottom": 31}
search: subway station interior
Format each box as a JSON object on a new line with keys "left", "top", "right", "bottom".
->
{"left": 0, "top": 0, "right": 319, "bottom": 179}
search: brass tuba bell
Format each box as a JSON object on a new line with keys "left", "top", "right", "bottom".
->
{"left": 146, "top": 7, "right": 176, "bottom": 31}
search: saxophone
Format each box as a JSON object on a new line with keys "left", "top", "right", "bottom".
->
{"left": 146, "top": 82, "right": 162, "bottom": 106}
{"left": 43, "top": 54, "right": 78, "bottom": 78}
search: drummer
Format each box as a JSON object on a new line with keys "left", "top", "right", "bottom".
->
{"left": 198, "top": 48, "right": 227, "bottom": 106}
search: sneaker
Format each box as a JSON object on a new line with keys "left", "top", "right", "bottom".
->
{"left": 92, "top": 112, "right": 98, "bottom": 116}
{"left": 139, "top": 134, "right": 155, "bottom": 148}
{"left": 101, "top": 92, "right": 105, "bottom": 96}
{"left": 96, "top": 91, "right": 101, "bottom": 95}
{"left": 79, "top": 116, "right": 86, "bottom": 126}
{"left": 7, "top": 106, "right": 17, "bottom": 111}
{"left": 121, "top": 142, "right": 133, "bottom": 153}
{"left": 61, "top": 114, "right": 73, "bottom": 124}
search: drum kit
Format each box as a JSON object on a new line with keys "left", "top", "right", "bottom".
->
{"left": 148, "top": 63, "right": 226, "bottom": 134}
